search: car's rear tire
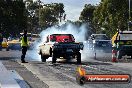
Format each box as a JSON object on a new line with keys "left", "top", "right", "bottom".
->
{"left": 41, "top": 54, "right": 47, "bottom": 62}
{"left": 52, "top": 53, "right": 57, "bottom": 63}
{"left": 77, "top": 52, "right": 81, "bottom": 64}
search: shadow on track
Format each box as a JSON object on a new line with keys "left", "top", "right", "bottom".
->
{"left": 0, "top": 57, "right": 19, "bottom": 60}
{"left": 51, "top": 59, "right": 112, "bottom": 66}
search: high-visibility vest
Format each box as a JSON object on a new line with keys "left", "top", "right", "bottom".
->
{"left": 112, "top": 32, "right": 118, "bottom": 45}
{"left": 21, "top": 36, "right": 29, "bottom": 47}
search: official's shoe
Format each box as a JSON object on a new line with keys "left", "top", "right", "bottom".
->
{"left": 21, "top": 61, "right": 28, "bottom": 63}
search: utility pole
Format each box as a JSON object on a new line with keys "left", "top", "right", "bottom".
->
{"left": 0, "top": 23, "right": 2, "bottom": 32}
{"left": 128, "top": 0, "right": 131, "bottom": 31}
{"left": 37, "top": 0, "right": 42, "bottom": 33}
{"left": 38, "top": 0, "right": 41, "bottom": 29}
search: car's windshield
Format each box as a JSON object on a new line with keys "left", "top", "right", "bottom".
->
{"left": 50, "top": 34, "right": 75, "bottom": 42}
{"left": 120, "top": 34, "right": 132, "bottom": 40}
{"left": 94, "top": 35, "right": 109, "bottom": 40}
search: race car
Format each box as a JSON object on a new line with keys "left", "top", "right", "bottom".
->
{"left": 38, "top": 34, "right": 84, "bottom": 63}
{"left": 1, "top": 38, "right": 9, "bottom": 51}
{"left": 8, "top": 38, "right": 21, "bottom": 50}
{"left": 7, "top": 33, "right": 39, "bottom": 50}
{"left": 88, "top": 34, "right": 112, "bottom": 52}
{"left": 112, "top": 31, "right": 132, "bottom": 60}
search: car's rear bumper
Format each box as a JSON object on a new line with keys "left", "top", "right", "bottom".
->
{"left": 118, "top": 50, "right": 132, "bottom": 56}
{"left": 53, "top": 48, "right": 80, "bottom": 56}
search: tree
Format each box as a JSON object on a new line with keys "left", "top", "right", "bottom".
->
{"left": 79, "top": 4, "right": 95, "bottom": 22}
{"left": 93, "top": 0, "right": 132, "bottom": 37}
{"left": 79, "top": 4, "right": 96, "bottom": 33}
{"left": 0, "top": 0, "right": 27, "bottom": 37}
{"left": 24, "top": 1, "right": 65, "bottom": 31}
{"left": 39, "top": 7, "right": 57, "bottom": 28}
{"left": 24, "top": 0, "right": 40, "bottom": 33}
{"left": 40, "top": 3, "right": 65, "bottom": 28}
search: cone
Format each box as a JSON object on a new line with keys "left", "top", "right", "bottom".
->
{"left": 112, "top": 49, "right": 117, "bottom": 62}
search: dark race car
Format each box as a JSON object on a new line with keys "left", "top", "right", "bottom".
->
{"left": 112, "top": 31, "right": 132, "bottom": 60}
{"left": 88, "top": 34, "right": 112, "bottom": 53}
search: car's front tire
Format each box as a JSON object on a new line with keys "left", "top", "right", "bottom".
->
{"left": 41, "top": 54, "right": 48, "bottom": 62}
{"left": 52, "top": 53, "right": 57, "bottom": 63}
{"left": 77, "top": 52, "right": 81, "bottom": 64}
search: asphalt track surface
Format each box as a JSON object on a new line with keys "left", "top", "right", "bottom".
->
{"left": 0, "top": 50, "right": 132, "bottom": 88}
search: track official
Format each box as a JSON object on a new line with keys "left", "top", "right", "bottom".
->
{"left": 21, "top": 30, "right": 29, "bottom": 63}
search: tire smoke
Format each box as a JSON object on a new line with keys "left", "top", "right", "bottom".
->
{"left": 28, "top": 23, "right": 94, "bottom": 62}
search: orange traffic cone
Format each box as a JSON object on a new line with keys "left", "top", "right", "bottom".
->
{"left": 112, "top": 49, "right": 117, "bottom": 62}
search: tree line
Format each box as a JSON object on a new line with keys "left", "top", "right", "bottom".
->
{"left": 0, "top": 0, "right": 65, "bottom": 37}
{"left": 0, "top": 0, "right": 132, "bottom": 38}
{"left": 0, "top": 0, "right": 26, "bottom": 37}
{"left": 79, "top": 0, "right": 132, "bottom": 37}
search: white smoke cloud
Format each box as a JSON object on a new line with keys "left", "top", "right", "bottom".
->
{"left": 40, "top": 23, "right": 87, "bottom": 42}
{"left": 27, "top": 23, "right": 95, "bottom": 62}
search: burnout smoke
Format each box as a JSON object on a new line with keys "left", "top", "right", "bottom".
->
{"left": 28, "top": 23, "right": 94, "bottom": 62}
{"left": 40, "top": 23, "right": 87, "bottom": 43}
